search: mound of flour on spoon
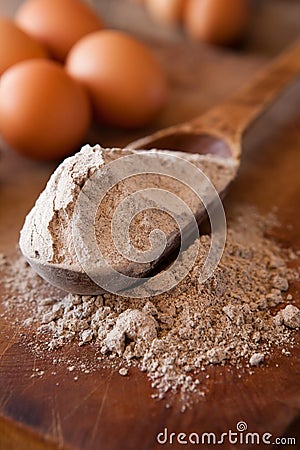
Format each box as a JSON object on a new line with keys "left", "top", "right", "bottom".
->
{"left": 19, "top": 143, "right": 237, "bottom": 289}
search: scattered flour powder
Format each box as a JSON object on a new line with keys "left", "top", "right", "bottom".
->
{"left": 1, "top": 208, "right": 299, "bottom": 409}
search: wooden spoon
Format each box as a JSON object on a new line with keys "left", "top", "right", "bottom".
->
{"left": 21, "top": 40, "right": 300, "bottom": 295}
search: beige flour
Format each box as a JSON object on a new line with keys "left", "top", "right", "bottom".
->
{"left": 1, "top": 208, "right": 300, "bottom": 410}
{"left": 19, "top": 144, "right": 237, "bottom": 280}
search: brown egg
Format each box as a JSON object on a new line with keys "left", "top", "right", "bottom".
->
{"left": 184, "top": 0, "right": 250, "bottom": 46}
{"left": 0, "top": 17, "right": 47, "bottom": 76}
{"left": 15, "top": 0, "right": 104, "bottom": 62}
{"left": 0, "top": 59, "right": 91, "bottom": 160}
{"left": 145, "top": 0, "right": 186, "bottom": 26}
{"left": 66, "top": 30, "right": 168, "bottom": 129}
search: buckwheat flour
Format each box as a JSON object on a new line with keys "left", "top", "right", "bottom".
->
{"left": 19, "top": 144, "right": 237, "bottom": 283}
{"left": 1, "top": 207, "right": 299, "bottom": 410}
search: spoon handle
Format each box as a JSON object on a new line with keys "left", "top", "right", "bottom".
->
{"left": 128, "top": 39, "right": 300, "bottom": 160}
{"left": 193, "top": 39, "right": 300, "bottom": 156}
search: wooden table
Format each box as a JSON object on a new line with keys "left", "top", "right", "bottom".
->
{"left": 0, "top": 1, "right": 299, "bottom": 449}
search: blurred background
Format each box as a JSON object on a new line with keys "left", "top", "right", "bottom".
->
{"left": 0, "top": 0, "right": 299, "bottom": 157}
{"left": 1, "top": 0, "right": 300, "bottom": 54}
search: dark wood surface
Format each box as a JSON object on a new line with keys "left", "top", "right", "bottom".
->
{"left": 0, "top": 1, "right": 300, "bottom": 449}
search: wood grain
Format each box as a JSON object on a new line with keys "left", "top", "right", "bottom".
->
{"left": 0, "top": 1, "right": 300, "bottom": 449}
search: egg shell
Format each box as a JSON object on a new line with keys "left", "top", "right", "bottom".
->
{"left": 15, "top": 0, "right": 104, "bottom": 62}
{"left": 184, "top": 0, "right": 250, "bottom": 46}
{"left": 145, "top": 0, "right": 186, "bottom": 26}
{"left": 66, "top": 30, "right": 168, "bottom": 128}
{"left": 0, "top": 59, "right": 91, "bottom": 160}
{"left": 0, "top": 17, "right": 47, "bottom": 76}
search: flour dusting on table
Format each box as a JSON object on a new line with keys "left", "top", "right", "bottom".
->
{"left": 1, "top": 208, "right": 299, "bottom": 410}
